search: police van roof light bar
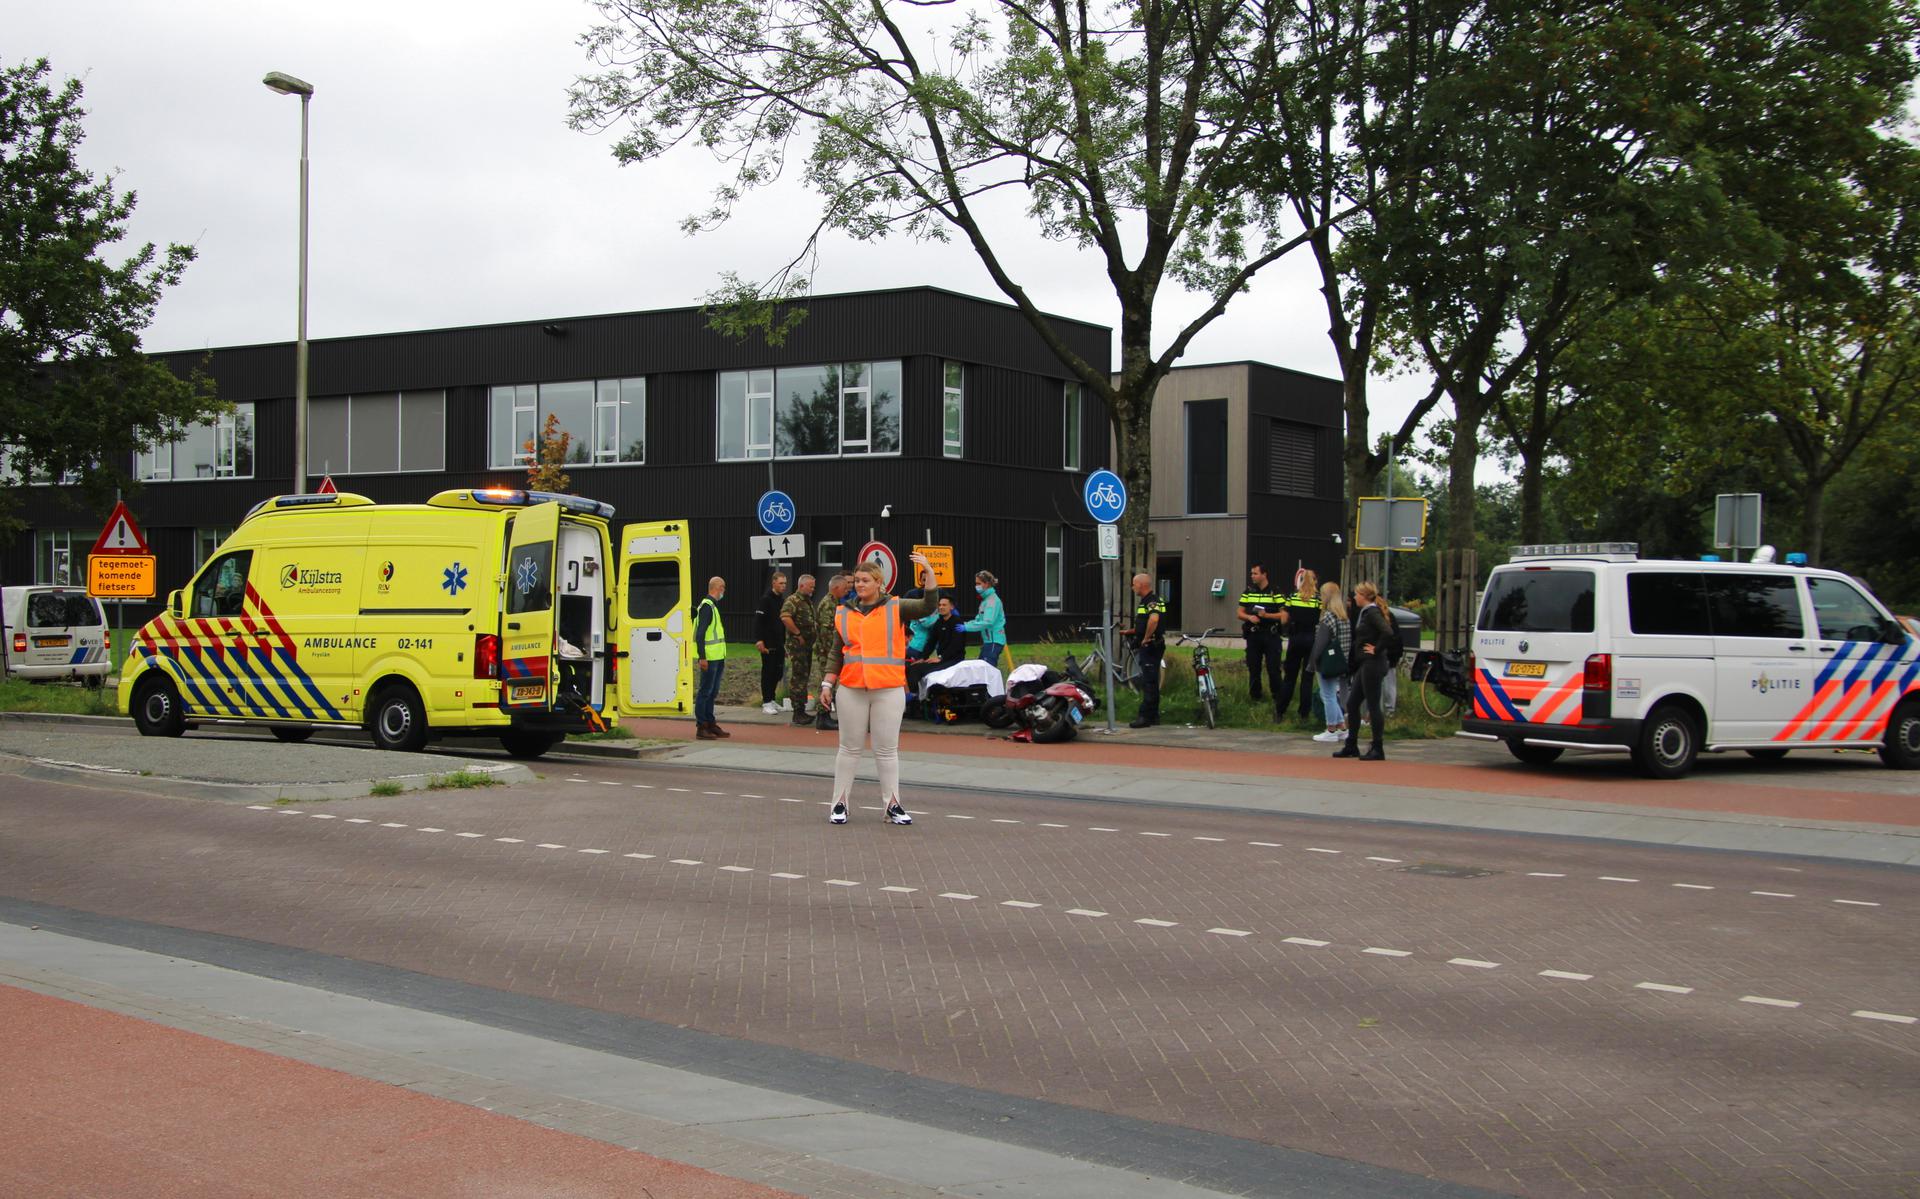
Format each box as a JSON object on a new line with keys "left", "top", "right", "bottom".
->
{"left": 1510, "top": 542, "right": 1639, "bottom": 561}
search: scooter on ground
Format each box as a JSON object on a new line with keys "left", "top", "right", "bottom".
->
{"left": 982, "top": 665, "right": 1096, "bottom": 743}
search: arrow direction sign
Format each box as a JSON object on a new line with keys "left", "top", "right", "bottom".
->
{"left": 749, "top": 533, "right": 806, "bottom": 561}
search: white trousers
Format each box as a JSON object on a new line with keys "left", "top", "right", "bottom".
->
{"left": 832, "top": 685, "right": 906, "bottom": 804}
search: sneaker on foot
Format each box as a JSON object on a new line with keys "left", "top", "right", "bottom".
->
{"left": 886, "top": 802, "right": 912, "bottom": 826}
{"left": 780, "top": 697, "right": 792, "bottom": 711}
{"left": 761, "top": 701, "right": 781, "bottom": 715}
{"left": 1312, "top": 729, "right": 1342, "bottom": 743}
{"left": 829, "top": 800, "right": 849, "bottom": 825}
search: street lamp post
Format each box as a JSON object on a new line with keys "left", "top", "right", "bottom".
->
{"left": 263, "top": 71, "right": 314, "bottom": 496}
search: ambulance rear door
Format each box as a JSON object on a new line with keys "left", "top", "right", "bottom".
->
{"left": 614, "top": 520, "right": 691, "bottom": 717}
{"left": 501, "top": 501, "right": 562, "bottom": 712}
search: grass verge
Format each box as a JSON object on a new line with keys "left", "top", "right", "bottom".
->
{"left": 426, "top": 769, "right": 501, "bottom": 791}
{"left": 0, "top": 677, "right": 120, "bottom": 717}
{"left": 368, "top": 780, "right": 405, "bottom": 797}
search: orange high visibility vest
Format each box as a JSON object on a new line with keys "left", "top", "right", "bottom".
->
{"left": 835, "top": 598, "right": 907, "bottom": 688}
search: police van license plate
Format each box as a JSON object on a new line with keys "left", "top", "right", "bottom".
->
{"left": 34, "top": 636, "right": 70, "bottom": 648}
{"left": 1504, "top": 662, "right": 1547, "bottom": 678}
{"left": 509, "top": 683, "right": 547, "bottom": 704}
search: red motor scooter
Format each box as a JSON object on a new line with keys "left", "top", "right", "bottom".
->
{"left": 984, "top": 666, "right": 1096, "bottom": 743}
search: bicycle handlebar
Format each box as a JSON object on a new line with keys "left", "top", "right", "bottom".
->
{"left": 1175, "top": 627, "right": 1225, "bottom": 644}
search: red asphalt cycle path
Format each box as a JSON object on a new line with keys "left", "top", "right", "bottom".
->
{"left": 626, "top": 718, "right": 1920, "bottom": 829}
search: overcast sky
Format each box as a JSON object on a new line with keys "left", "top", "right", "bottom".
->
{"left": 20, "top": 0, "right": 1433, "bottom": 438}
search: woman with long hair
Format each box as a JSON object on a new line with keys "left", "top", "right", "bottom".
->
{"left": 1334, "top": 581, "right": 1391, "bottom": 760}
{"left": 819, "top": 552, "right": 938, "bottom": 826}
{"left": 961, "top": 570, "right": 1007, "bottom": 667}
{"left": 1309, "top": 581, "right": 1350, "bottom": 743}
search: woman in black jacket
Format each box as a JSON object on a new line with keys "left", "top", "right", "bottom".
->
{"left": 1335, "top": 581, "right": 1391, "bottom": 761}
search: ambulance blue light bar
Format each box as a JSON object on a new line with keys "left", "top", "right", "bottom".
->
{"left": 461, "top": 488, "right": 615, "bottom": 520}
{"left": 1510, "top": 542, "right": 1639, "bottom": 561}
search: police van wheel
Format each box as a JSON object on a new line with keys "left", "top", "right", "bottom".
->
{"left": 1632, "top": 704, "right": 1698, "bottom": 780}
{"left": 271, "top": 727, "right": 314, "bottom": 744}
{"left": 501, "top": 730, "right": 563, "bottom": 759}
{"left": 132, "top": 676, "right": 186, "bottom": 739}
{"left": 1881, "top": 697, "right": 1920, "bottom": 770}
{"left": 369, "top": 686, "right": 428, "bottom": 753}
{"left": 1505, "top": 741, "right": 1563, "bottom": 767}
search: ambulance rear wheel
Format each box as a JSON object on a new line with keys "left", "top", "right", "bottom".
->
{"left": 501, "top": 730, "right": 562, "bottom": 759}
{"left": 1882, "top": 697, "right": 1920, "bottom": 770}
{"left": 369, "top": 685, "right": 428, "bottom": 753}
{"left": 271, "top": 727, "right": 314, "bottom": 744}
{"left": 132, "top": 675, "right": 186, "bottom": 739}
{"left": 1632, "top": 704, "right": 1698, "bottom": 779}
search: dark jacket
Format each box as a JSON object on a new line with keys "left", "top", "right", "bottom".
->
{"left": 927, "top": 613, "right": 967, "bottom": 662}
{"left": 753, "top": 589, "right": 785, "bottom": 645}
{"left": 1350, "top": 603, "right": 1391, "bottom": 673}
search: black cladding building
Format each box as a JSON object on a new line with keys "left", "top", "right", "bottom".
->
{"left": 6, "top": 286, "right": 1345, "bottom": 638}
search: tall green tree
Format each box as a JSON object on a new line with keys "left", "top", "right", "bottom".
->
{"left": 0, "top": 58, "right": 217, "bottom": 525}
{"left": 568, "top": 0, "right": 1329, "bottom": 573}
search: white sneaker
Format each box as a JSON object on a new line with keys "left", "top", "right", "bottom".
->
{"left": 1312, "top": 730, "right": 1341, "bottom": 743}
{"left": 780, "top": 697, "right": 792, "bottom": 711}
{"left": 829, "top": 800, "right": 849, "bottom": 825}
{"left": 761, "top": 701, "right": 781, "bottom": 715}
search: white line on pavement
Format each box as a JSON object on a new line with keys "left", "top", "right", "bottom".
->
{"left": 1283, "top": 937, "right": 1330, "bottom": 947}
{"left": 1740, "top": 996, "right": 1801, "bottom": 1008}
{"left": 1526, "top": 872, "right": 1565, "bottom": 878}
{"left": 345, "top": 819, "right": 372, "bottom": 824}
{"left": 1853, "top": 1010, "right": 1917, "bottom": 1024}
{"left": 1001, "top": 900, "right": 1041, "bottom": 908}
{"left": 826, "top": 879, "right": 860, "bottom": 887}
{"left": 1363, "top": 947, "right": 1411, "bottom": 957}
{"left": 719, "top": 865, "right": 754, "bottom": 872}
{"left": 494, "top": 837, "right": 523, "bottom": 843}
{"left": 308, "top": 814, "right": 335, "bottom": 820}
{"left": 939, "top": 892, "right": 977, "bottom": 900}
{"left": 1193, "top": 836, "right": 1225, "bottom": 842}
{"left": 1599, "top": 876, "right": 1639, "bottom": 883}
{"left": 1366, "top": 857, "right": 1401, "bottom": 863}
{"left": 670, "top": 858, "right": 703, "bottom": 866}
{"left": 1209, "top": 928, "right": 1253, "bottom": 937}
{"left": 456, "top": 832, "right": 484, "bottom": 838}
{"left": 1538, "top": 970, "right": 1592, "bottom": 981}
{"left": 1636, "top": 982, "right": 1693, "bottom": 994}
{"left": 1305, "top": 848, "right": 1341, "bottom": 854}
{"left": 770, "top": 872, "right": 803, "bottom": 879}
{"left": 537, "top": 843, "right": 566, "bottom": 849}
{"left": 579, "top": 849, "right": 609, "bottom": 855}
{"left": 1066, "top": 909, "right": 1107, "bottom": 917}
{"left": 1134, "top": 918, "right": 1178, "bottom": 927}
{"left": 1672, "top": 883, "right": 1714, "bottom": 890}
{"left": 1449, "top": 958, "right": 1501, "bottom": 969}
{"left": 625, "top": 853, "right": 655, "bottom": 860}
{"left": 880, "top": 886, "right": 916, "bottom": 893}
{"left": 1249, "top": 841, "right": 1282, "bottom": 848}
{"left": 417, "top": 828, "right": 444, "bottom": 833}
{"left": 380, "top": 822, "right": 407, "bottom": 828}
{"left": 1751, "top": 891, "right": 1796, "bottom": 898}
{"left": 1834, "top": 899, "right": 1880, "bottom": 907}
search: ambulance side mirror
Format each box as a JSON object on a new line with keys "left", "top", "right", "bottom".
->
{"left": 168, "top": 589, "right": 183, "bottom": 619}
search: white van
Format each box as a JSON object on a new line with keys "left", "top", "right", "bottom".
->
{"left": 2, "top": 586, "right": 111, "bottom": 687}
{"left": 1458, "top": 543, "right": 1919, "bottom": 778}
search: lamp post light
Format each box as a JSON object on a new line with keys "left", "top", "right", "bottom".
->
{"left": 263, "top": 70, "right": 314, "bottom": 496}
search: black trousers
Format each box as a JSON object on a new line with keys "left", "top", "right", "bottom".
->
{"left": 1136, "top": 642, "right": 1165, "bottom": 721}
{"left": 1276, "top": 638, "right": 1315, "bottom": 718}
{"left": 1243, "top": 638, "right": 1283, "bottom": 703}
{"left": 760, "top": 645, "right": 786, "bottom": 703}
{"left": 1344, "top": 657, "right": 1387, "bottom": 753}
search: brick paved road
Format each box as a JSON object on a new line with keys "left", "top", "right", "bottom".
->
{"left": 1, "top": 755, "right": 1915, "bottom": 1198}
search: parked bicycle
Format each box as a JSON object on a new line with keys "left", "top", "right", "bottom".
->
{"left": 1409, "top": 648, "right": 1472, "bottom": 719}
{"left": 1066, "top": 620, "right": 1143, "bottom": 695}
{"left": 1175, "top": 628, "right": 1225, "bottom": 729}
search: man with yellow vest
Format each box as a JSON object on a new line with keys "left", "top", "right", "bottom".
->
{"left": 819, "top": 552, "right": 938, "bottom": 826}
{"left": 693, "top": 576, "right": 730, "bottom": 740}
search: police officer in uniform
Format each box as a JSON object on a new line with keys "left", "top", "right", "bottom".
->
{"left": 1122, "top": 572, "right": 1167, "bottom": 728}
{"left": 1236, "top": 564, "right": 1285, "bottom": 714}
{"left": 780, "top": 573, "right": 818, "bottom": 725}
{"left": 1277, "top": 569, "right": 1322, "bottom": 720}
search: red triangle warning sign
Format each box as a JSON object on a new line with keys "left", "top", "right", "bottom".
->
{"left": 91, "top": 500, "right": 150, "bottom": 555}
{"left": 316, "top": 475, "right": 337, "bottom": 495}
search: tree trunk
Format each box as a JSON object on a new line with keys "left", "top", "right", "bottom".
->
{"left": 1801, "top": 475, "right": 1825, "bottom": 565}
{"left": 1447, "top": 396, "right": 1488, "bottom": 554}
{"left": 1342, "top": 372, "right": 1375, "bottom": 517}
{"left": 1517, "top": 441, "right": 1545, "bottom": 544}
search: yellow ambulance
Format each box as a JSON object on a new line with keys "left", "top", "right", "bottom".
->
{"left": 118, "top": 489, "right": 693, "bottom": 757}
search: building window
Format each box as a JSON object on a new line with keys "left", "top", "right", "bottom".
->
{"left": 35, "top": 530, "right": 80, "bottom": 585}
{"left": 490, "top": 379, "right": 644, "bottom": 469}
{"left": 942, "top": 361, "right": 964, "bottom": 458}
{"left": 1186, "top": 399, "right": 1229, "bottom": 515}
{"left": 308, "top": 392, "right": 446, "bottom": 476}
{"left": 136, "top": 404, "right": 255, "bottom": 481}
{"left": 719, "top": 362, "right": 901, "bottom": 461}
{"left": 194, "top": 528, "right": 235, "bottom": 569}
{"left": 817, "top": 540, "right": 844, "bottom": 568}
{"left": 1044, "top": 524, "right": 1063, "bottom": 614}
{"left": 0, "top": 448, "right": 81, "bottom": 486}
{"left": 1268, "top": 419, "right": 1316, "bottom": 496}
{"left": 1062, "top": 382, "right": 1082, "bottom": 471}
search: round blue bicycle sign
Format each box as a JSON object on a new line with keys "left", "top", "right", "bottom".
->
{"left": 757, "top": 490, "right": 797, "bottom": 535}
{"left": 1083, "top": 470, "right": 1127, "bottom": 523}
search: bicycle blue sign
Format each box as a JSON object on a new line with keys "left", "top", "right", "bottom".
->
{"left": 1083, "top": 470, "right": 1127, "bottom": 523}
{"left": 757, "top": 490, "right": 797, "bottom": 535}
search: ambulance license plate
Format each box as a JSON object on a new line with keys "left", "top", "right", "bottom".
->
{"left": 34, "top": 636, "right": 70, "bottom": 648}
{"left": 1505, "top": 662, "right": 1546, "bottom": 678}
{"left": 509, "top": 683, "right": 547, "bottom": 704}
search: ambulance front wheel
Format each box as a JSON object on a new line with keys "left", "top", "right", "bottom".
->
{"left": 1882, "top": 697, "right": 1920, "bottom": 770}
{"left": 132, "top": 675, "right": 186, "bottom": 739}
{"left": 501, "top": 730, "right": 563, "bottom": 759}
{"left": 369, "top": 684, "right": 428, "bottom": 753}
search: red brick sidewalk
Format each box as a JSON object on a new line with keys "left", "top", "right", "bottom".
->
{"left": 0, "top": 985, "right": 796, "bottom": 1199}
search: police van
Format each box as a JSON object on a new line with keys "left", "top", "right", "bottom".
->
{"left": 2, "top": 586, "right": 111, "bottom": 687}
{"left": 118, "top": 489, "right": 692, "bottom": 757}
{"left": 1459, "top": 543, "right": 1919, "bottom": 778}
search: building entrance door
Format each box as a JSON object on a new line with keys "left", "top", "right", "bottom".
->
{"left": 1155, "top": 553, "right": 1183, "bottom": 631}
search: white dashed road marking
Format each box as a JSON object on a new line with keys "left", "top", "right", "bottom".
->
{"left": 880, "top": 886, "right": 916, "bottom": 893}
{"left": 1066, "top": 909, "right": 1107, "bottom": 918}
{"left": 1134, "top": 918, "right": 1178, "bottom": 928}
{"left": 939, "top": 892, "right": 978, "bottom": 900}
{"left": 826, "top": 879, "right": 860, "bottom": 887}
{"left": 1854, "top": 1010, "right": 1917, "bottom": 1024}
{"left": 770, "top": 872, "right": 803, "bottom": 879}
{"left": 578, "top": 848, "right": 609, "bottom": 855}
{"left": 1001, "top": 900, "right": 1041, "bottom": 908}
{"left": 1209, "top": 928, "right": 1253, "bottom": 937}
{"left": 1752, "top": 891, "right": 1796, "bottom": 898}
{"left": 495, "top": 837, "right": 523, "bottom": 843}
{"left": 1539, "top": 970, "right": 1593, "bottom": 981}
{"left": 1636, "top": 982, "right": 1693, "bottom": 994}
{"left": 1740, "top": 996, "right": 1802, "bottom": 1008}
{"left": 1449, "top": 958, "right": 1501, "bottom": 969}
{"left": 1363, "top": 947, "right": 1412, "bottom": 958}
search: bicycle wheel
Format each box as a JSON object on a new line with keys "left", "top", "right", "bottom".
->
{"left": 1199, "top": 677, "right": 1218, "bottom": 729}
{"left": 1420, "top": 676, "right": 1460, "bottom": 719}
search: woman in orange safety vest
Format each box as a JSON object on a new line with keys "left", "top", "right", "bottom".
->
{"left": 820, "top": 551, "right": 938, "bottom": 826}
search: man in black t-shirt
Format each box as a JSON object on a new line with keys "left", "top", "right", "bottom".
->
{"left": 753, "top": 571, "right": 789, "bottom": 714}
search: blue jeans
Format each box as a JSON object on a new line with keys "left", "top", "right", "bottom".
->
{"left": 694, "top": 658, "right": 726, "bottom": 724}
{"left": 979, "top": 642, "right": 1004, "bottom": 668}
{"left": 1319, "top": 672, "right": 1346, "bottom": 727}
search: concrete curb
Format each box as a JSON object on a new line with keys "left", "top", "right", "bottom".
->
{"left": 7, "top": 755, "right": 534, "bottom": 804}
